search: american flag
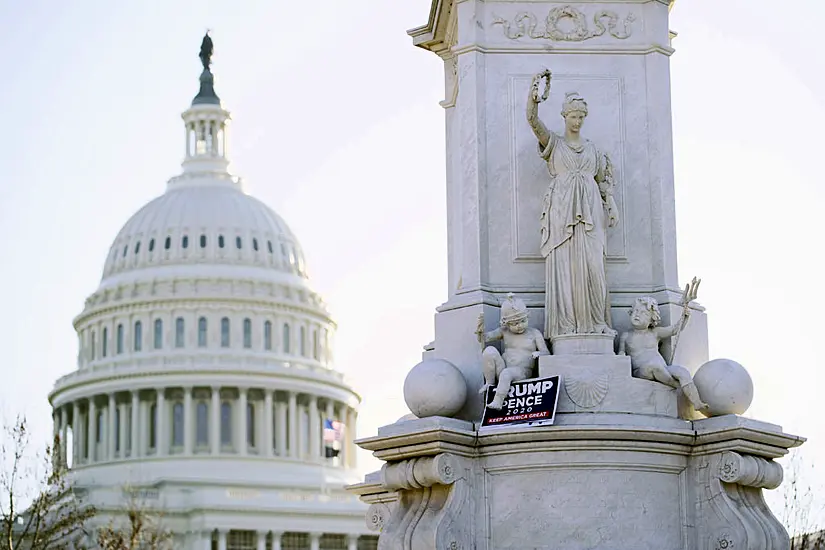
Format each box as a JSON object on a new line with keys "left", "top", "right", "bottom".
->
{"left": 323, "top": 419, "right": 345, "bottom": 443}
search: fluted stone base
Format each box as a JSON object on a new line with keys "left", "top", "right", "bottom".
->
{"left": 349, "top": 413, "right": 803, "bottom": 550}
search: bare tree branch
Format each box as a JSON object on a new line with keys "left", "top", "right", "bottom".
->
{"left": 95, "top": 487, "right": 174, "bottom": 550}
{"left": 0, "top": 416, "right": 95, "bottom": 550}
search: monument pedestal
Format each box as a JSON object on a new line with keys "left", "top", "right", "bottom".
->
{"left": 349, "top": 414, "right": 803, "bottom": 550}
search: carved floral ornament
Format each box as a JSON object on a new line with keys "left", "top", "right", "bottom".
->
{"left": 492, "top": 6, "right": 635, "bottom": 42}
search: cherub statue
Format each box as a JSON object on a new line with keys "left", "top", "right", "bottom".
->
{"left": 476, "top": 293, "right": 550, "bottom": 410}
{"left": 618, "top": 294, "right": 709, "bottom": 413}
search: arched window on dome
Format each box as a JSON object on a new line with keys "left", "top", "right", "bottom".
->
{"left": 134, "top": 241, "right": 140, "bottom": 254}
{"left": 283, "top": 324, "right": 291, "bottom": 354}
{"left": 300, "top": 326, "right": 306, "bottom": 357}
{"left": 164, "top": 237, "right": 171, "bottom": 250}
{"left": 220, "top": 318, "right": 230, "bottom": 348}
{"left": 220, "top": 401, "right": 232, "bottom": 446}
{"left": 122, "top": 245, "right": 127, "bottom": 258}
{"left": 149, "top": 403, "right": 157, "bottom": 450}
{"left": 134, "top": 321, "right": 142, "bottom": 352}
{"left": 235, "top": 236, "right": 242, "bottom": 249}
{"left": 149, "top": 238, "right": 155, "bottom": 252}
{"left": 196, "top": 402, "right": 208, "bottom": 447}
{"left": 252, "top": 238, "right": 259, "bottom": 251}
{"left": 313, "top": 330, "right": 319, "bottom": 360}
{"left": 172, "top": 403, "right": 183, "bottom": 448}
{"left": 102, "top": 327, "right": 108, "bottom": 358}
{"left": 267, "top": 240, "right": 273, "bottom": 254}
{"left": 154, "top": 319, "right": 163, "bottom": 349}
{"left": 200, "top": 235, "right": 207, "bottom": 248}
{"left": 198, "top": 317, "right": 207, "bottom": 348}
{"left": 116, "top": 324, "right": 124, "bottom": 355}
{"left": 182, "top": 235, "right": 189, "bottom": 249}
{"left": 175, "top": 318, "right": 185, "bottom": 348}
{"left": 247, "top": 402, "right": 255, "bottom": 448}
{"left": 264, "top": 321, "right": 272, "bottom": 351}
{"left": 90, "top": 331, "right": 96, "bottom": 361}
{"left": 218, "top": 235, "right": 225, "bottom": 249}
{"left": 243, "top": 318, "right": 252, "bottom": 349}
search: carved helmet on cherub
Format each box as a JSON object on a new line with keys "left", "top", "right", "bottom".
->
{"left": 500, "top": 293, "right": 529, "bottom": 327}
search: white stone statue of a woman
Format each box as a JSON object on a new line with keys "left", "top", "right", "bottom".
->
{"left": 526, "top": 70, "right": 619, "bottom": 342}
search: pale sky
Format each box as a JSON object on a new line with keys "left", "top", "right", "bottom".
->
{"left": 1, "top": 0, "right": 823, "bottom": 525}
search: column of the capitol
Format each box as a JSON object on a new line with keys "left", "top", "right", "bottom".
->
{"left": 346, "top": 1, "right": 807, "bottom": 549}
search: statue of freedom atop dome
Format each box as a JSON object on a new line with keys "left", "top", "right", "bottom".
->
{"left": 199, "top": 32, "right": 214, "bottom": 70}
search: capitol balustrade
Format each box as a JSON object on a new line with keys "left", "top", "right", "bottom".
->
{"left": 51, "top": 385, "right": 358, "bottom": 470}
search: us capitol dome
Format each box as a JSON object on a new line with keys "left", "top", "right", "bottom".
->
{"left": 47, "top": 34, "right": 376, "bottom": 550}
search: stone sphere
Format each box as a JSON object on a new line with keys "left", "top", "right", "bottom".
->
{"left": 403, "top": 358, "right": 467, "bottom": 418}
{"left": 693, "top": 358, "right": 754, "bottom": 417}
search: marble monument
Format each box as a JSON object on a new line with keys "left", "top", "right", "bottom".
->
{"left": 348, "top": 1, "right": 805, "bottom": 549}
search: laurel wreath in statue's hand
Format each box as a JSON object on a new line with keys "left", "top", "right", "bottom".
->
{"left": 530, "top": 70, "right": 552, "bottom": 103}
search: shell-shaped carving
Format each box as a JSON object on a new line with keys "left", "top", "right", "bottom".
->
{"left": 565, "top": 372, "right": 610, "bottom": 408}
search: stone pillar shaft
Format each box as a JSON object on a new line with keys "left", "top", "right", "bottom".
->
{"left": 183, "top": 387, "right": 193, "bottom": 455}
{"left": 211, "top": 387, "right": 221, "bottom": 455}
{"left": 156, "top": 390, "right": 166, "bottom": 456}
{"left": 309, "top": 396, "right": 320, "bottom": 459}
{"left": 71, "top": 402, "right": 80, "bottom": 466}
{"left": 288, "top": 392, "right": 298, "bottom": 458}
{"left": 238, "top": 388, "right": 248, "bottom": 455}
{"left": 130, "top": 392, "right": 139, "bottom": 458}
{"left": 87, "top": 400, "right": 96, "bottom": 463}
{"left": 107, "top": 394, "right": 116, "bottom": 460}
{"left": 264, "top": 390, "right": 273, "bottom": 457}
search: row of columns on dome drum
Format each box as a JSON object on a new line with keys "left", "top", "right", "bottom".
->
{"left": 191, "top": 530, "right": 377, "bottom": 550}
{"left": 52, "top": 387, "right": 357, "bottom": 468}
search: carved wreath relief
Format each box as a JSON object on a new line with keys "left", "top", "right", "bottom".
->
{"left": 493, "top": 6, "right": 635, "bottom": 42}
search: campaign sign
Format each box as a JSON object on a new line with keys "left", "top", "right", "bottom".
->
{"left": 480, "top": 375, "right": 561, "bottom": 429}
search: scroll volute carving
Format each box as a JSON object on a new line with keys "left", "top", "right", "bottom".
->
{"left": 693, "top": 451, "right": 790, "bottom": 549}
{"left": 374, "top": 453, "right": 473, "bottom": 550}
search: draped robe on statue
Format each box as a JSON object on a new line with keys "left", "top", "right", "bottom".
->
{"left": 539, "top": 133, "right": 613, "bottom": 340}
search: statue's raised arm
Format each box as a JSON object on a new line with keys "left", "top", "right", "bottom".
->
{"left": 526, "top": 70, "right": 555, "bottom": 151}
